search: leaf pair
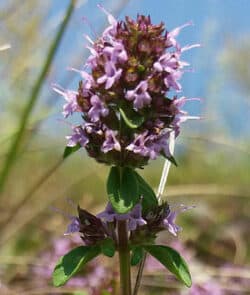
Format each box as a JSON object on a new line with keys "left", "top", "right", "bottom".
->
{"left": 53, "top": 243, "right": 192, "bottom": 288}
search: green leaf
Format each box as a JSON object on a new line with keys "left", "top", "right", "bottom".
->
{"left": 134, "top": 171, "right": 158, "bottom": 213}
{"left": 100, "top": 238, "right": 116, "bottom": 257}
{"left": 63, "top": 144, "right": 81, "bottom": 159}
{"left": 144, "top": 245, "right": 191, "bottom": 287}
{"left": 119, "top": 107, "right": 144, "bottom": 129}
{"left": 161, "top": 152, "right": 178, "bottom": 166}
{"left": 167, "top": 155, "right": 178, "bottom": 166}
{"left": 131, "top": 247, "right": 144, "bottom": 266}
{"left": 52, "top": 246, "right": 100, "bottom": 287}
{"left": 107, "top": 166, "right": 139, "bottom": 214}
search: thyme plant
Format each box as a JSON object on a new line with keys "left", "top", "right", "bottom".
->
{"left": 52, "top": 5, "right": 200, "bottom": 295}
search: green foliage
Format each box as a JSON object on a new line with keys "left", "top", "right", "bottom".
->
{"left": 52, "top": 246, "right": 101, "bottom": 287}
{"left": 134, "top": 171, "right": 158, "bottom": 213}
{"left": 161, "top": 152, "right": 178, "bottom": 167}
{"left": 107, "top": 166, "right": 139, "bottom": 213}
{"left": 144, "top": 245, "right": 192, "bottom": 287}
{"left": 119, "top": 107, "right": 144, "bottom": 129}
{"left": 131, "top": 247, "right": 144, "bottom": 266}
{"left": 100, "top": 238, "right": 116, "bottom": 257}
{"left": 63, "top": 144, "right": 81, "bottom": 159}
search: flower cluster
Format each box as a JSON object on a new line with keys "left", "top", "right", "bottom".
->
{"left": 66, "top": 202, "right": 190, "bottom": 246}
{"left": 54, "top": 6, "right": 200, "bottom": 168}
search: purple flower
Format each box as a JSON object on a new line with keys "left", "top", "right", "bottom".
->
{"left": 152, "top": 131, "right": 172, "bottom": 159}
{"left": 97, "top": 203, "right": 146, "bottom": 231}
{"left": 98, "top": 4, "right": 118, "bottom": 38}
{"left": 69, "top": 68, "right": 94, "bottom": 90}
{"left": 97, "top": 203, "right": 115, "bottom": 222}
{"left": 166, "top": 21, "right": 193, "bottom": 48}
{"left": 163, "top": 204, "right": 194, "bottom": 236}
{"left": 65, "top": 217, "right": 80, "bottom": 235}
{"left": 86, "top": 45, "right": 99, "bottom": 68}
{"left": 125, "top": 81, "right": 152, "bottom": 109}
{"left": 88, "top": 95, "right": 109, "bottom": 122}
{"left": 164, "top": 70, "right": 183, "bottom": 91}
{"left": 103, "top": 40, "right": 128, "bottom": 63}
{"left": 171, "top": 96, "right": 201, "bottom": 136}
{"left": 154, "top": 52, "right": 180, "bottom": 72}
{"left": 126, "top": 131, "right": 149, "bottom": 157}
{"left": 97, "top": 61, "right": 122, "bottom": 89}
{"left": 53, "top": 84, "right": 80, "bottom": 118}
{"left": 101, "top": 129, "right": 121, "bottom": 153}
{"left": 128, "top": 203, "right": 147, "bottom": 230}
{"left": 126, "top": 130, "right": 172, "bottom": 160}
{"left": 66, "top": 125, "right": 89, "bottom": 147}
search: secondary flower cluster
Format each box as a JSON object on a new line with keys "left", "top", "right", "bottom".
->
{"left": 54, "top": 7, "right": 200, "bottom": 167}
{"left": 66, "top": 202, "right": 189, "bottom": 246}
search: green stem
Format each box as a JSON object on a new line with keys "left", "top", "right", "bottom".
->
{"left": 118, "top": 220, "right": 132, "bottom": 295}
{"left": 0, "top": 0, "right": 76, "bottom": 195}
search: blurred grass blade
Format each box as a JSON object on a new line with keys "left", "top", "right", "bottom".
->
{"left": 0, "top": 43, "right": 11, "bottom": 51}
{"left": 157, "top": 131, "right": 175, "bottom": 200}
{"left": 0, "top": 0, "right": 77, "bottom": 194}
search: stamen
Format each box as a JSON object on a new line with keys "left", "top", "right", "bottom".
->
{"left": 82, "top": 16, "right": 98, "bottom": 38}
{"left": 97, "top": 3, "right": 117, "bottom": 25}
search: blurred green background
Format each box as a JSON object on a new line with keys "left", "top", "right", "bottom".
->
{"left": 0, "top": 0, "right": 249, "bottom": 294}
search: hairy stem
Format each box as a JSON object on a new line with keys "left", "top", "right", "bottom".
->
{"left": 118, "top": 220, "right": 132, "bottom": 295}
